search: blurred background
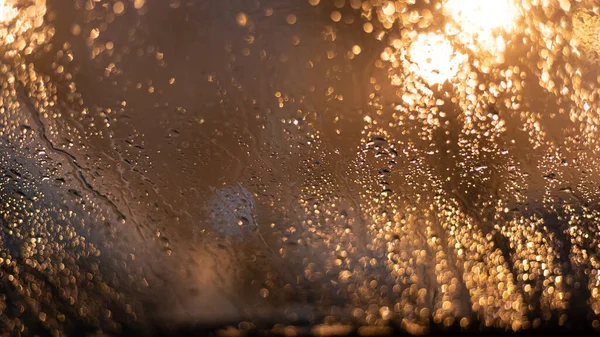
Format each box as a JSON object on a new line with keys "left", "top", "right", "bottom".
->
{"left": 0, "top": 0, "right": 600, "bottom": 335}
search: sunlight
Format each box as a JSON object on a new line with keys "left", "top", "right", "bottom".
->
{"left": 445, "top": 0, "right": 517, "bottom": 32}
{"left": 408, "top": 32, "right": 467, "bottom": 85}
{"left": 0, "top": 0, "right": 17, "bottom": 24}
{"left": 444, "top": 0, "right": 518, "bottom": 57}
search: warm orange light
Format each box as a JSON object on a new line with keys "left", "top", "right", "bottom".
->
{"left": 0, "top": 0, "right": 47, "bottom": 48}
{"left": 444, "top": 0, "right": 517, "bottom": 57}
{"left": 0, "top": 1, "right": 18, "bottom": 25}
{"left": 445, "top": 0, "right": 517, "bottom": 32}
{"left": 408, "top": 33, "right": 467, "bottom": 85}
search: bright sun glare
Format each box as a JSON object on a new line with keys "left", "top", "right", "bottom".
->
{"left": 409, "top": 0, "right": 518, "bottom": 85}
{"left": 0, "top": 1, "right": 17, "bottom": 24}
{"left": 408, "top": 33, "right": 467, "bottom": 86}
{"left": 445, "top": 0, "right": 517, "bottom": 33}
{"left": 444, "top": 0, "right": 518, "bottom": 57}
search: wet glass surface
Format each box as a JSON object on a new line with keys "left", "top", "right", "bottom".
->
{"left": 1, "top": 0, "right": 600, "bottom": 335}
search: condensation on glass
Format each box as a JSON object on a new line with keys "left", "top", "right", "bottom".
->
{"left": 0, "top": 0, "right": 598, "bottom": 335}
